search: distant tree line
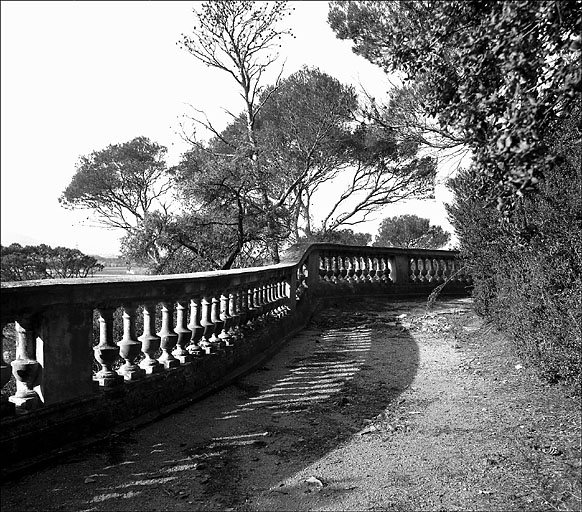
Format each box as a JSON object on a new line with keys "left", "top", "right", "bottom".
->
{"left": 1, "top": 244, "right": 103, "bottom": 281}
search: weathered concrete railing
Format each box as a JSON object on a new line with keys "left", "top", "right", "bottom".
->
{"left": 0, "top": 244, "right": 470, "bottom": 473}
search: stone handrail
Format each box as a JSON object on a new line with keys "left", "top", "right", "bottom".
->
{"left": 0, "top": 244, "right": 470, "bottom": 472}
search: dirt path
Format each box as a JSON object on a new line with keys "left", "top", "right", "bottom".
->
{"left": 1, "top": 297, "right": 580, "bottom": 511}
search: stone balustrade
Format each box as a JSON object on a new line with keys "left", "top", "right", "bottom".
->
{"left": 0, "top": 244, "right": 470, "bottom": 473}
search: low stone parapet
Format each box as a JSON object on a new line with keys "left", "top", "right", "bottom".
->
{"left": 0, "top": 244, "right": 471, "bottom": 474}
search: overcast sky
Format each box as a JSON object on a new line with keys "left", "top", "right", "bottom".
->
{"left": 1, "top": 1, "right": 457, "bottom": 256}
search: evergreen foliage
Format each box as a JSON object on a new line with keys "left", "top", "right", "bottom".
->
{"left": 1, "top": 244, "right": 103, "bottom": 281}
{"left": 447, "top": 100, "right": 582, "bottom": 390}
{"left": 329, "top": 0, "right": 582, "bottom": 389}
{"left": 373, "top": 214, "right": 450, "bottom": 249}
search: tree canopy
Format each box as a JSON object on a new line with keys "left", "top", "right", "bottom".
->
{"left": 170, "top": 65, "right": 437, "bottom": 270}
{"left": 329, "top": 0, "right": 582, "bottom": 210}
{"left": 1, "top": 244, "right": 103, "bottom": 281}
{"left": 59, "top": 136, "right": 172, "bottom": 266}
{"left": 179, "top": 0, "right": 294, "bottom": 264}
{"left": 257, "top": 66, "right": 437, "bottom": 237}
{"left": 373, "top": 214, "right": 450, "bottom": 249}
{"left": 60, "top": 136, "right": 171, "bottom": 229}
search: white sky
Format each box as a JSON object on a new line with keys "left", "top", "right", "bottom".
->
{"left": 1, "top": 1, "right": 458, "bottom": 256}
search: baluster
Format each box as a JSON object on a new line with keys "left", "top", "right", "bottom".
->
{"left": 270, "top": 282, "right": 279, "bottom": 316}
{"left": 348, "top": 255, "right": 356, "bottom": 282}
{"left": 441, "top": 259, "right": 449, "bottom": 281}
{"left": 363, "top": 256, "right": 370, "bottom": 282}
{"left": 346, "top": 256, "right": 355, "bottom": 282}
{"left": 301, "top": 262, "right": 309, "bottom": 286}
{"left": 338, "top": 256, "right": 347, "bottom": 283}
{"left": 262, "top": 283, "right": 271, "bottom": 316}
{"left": 219, "top": 293, "right": 234, "bottom": 346}
{"left": 138, "top": 303, "right": 163, "bottom": 374}
{"left": 319, "top": 254, "right": 328, "bottom": 282}
{"left": 173, "top": 301, "right": 193, "bottom": 363}
{"left": 10, "top": 315, "right": 42, "bottom": 410}
{"left": 432, "top": 259, "right": 438, "bottom": 281}
{"left": 418, "top": 258, "right": 427, "bottom": 282}
{"left": 326, "top": 256, "right": 335, "bottom": 282}
{"left": 254, "top": 285, "right": 265, "bottom": 319}
{"left": 267, "top": 279, "right": 277, "bottom": 315}
{"left": 157, "top": 302, "right": 180, "bottom": 369}
{"left": 358, "top": 256, "right": 365, "bottom": 283}
{"left": 262, "top": 283, "right": 270, "bottom": 315}
{"left": 295, "top": 263, "right": 308, "bottom": 302}
{"left": 277, "top": 280, "right": 286, "bottom": 315}
{"left": 117, "top": 304, "right": 145, "bottom": 381}
{"left": 426, "top": 258, "right": 435, "bottom": 283}
{"left": 270, "top": 281, "right": 279, "bottom": 313}
{"left": 267, "top": 281, "right": 275, "bottom": 314}
{"left": 93, "top": 308, "right": 123, "bottom": 386}
{"left": 269, "top": 281, "right": 277, "bottom": 313}
{"left": 239, "top": 287, "right": 249, "bottom": 328}
{"left": 331, "top": 256, "right": 340, "bottom": 283}
{"left": 419, "top": 259, "right": 426, "bottom": 282}
{"left": 276, "top": 281, "right": 286, "bottom": 314}
{"left": 210, "top": 295, "right": 226, "bottom": 350}
{"left": 247, "top": 287, "right": 258, "bottom": 324}
{"left": 376, "top": 257, "right": 385, "bottom": 283}
{"left": 361, "top": 256, "right": 371, "bottom": 283}
{"left": 1, "top": 322, "right": 16, "bottom": 415}
{"left": 250, "top": 286, "right": 259, "bottom": 322}
{"left": 434, "top": 259, "right": 444, "bottom": 283}
{"left": 297, "top": 262, "right": 308, "bottom": 296}
{"left": 410, "top": 258, "right": 419, "bottom": 282}
{"left": 377, "top": 257, "right": 384, "bottom": 283}
{"left": 229, "top": 290, "right": 241, "bottom": 339}
{"left": 275, "top": 278, "right": 285, "bottom": 308}
{"left": 265, "top": 282, "right": 274, "bottom": 315}
{"left": 283, "top": 279, "right": 293, "bottom": 313}
{"left": 199, "top": 296, "right": 217, "bottom": 354}
{"left": 384, "top": 257, "right": 392, "bottom": 283}
{"left": 369, "top": 257, "right": 378, "bottom": 283}
{"left": 187, "top": 298, "right": 204, "bottom": 357}
{"left": 354, "top": 255, "right": 363, "bottom": 282}
{"left": 361, "top": 255, "right": 368, "bottom": 282}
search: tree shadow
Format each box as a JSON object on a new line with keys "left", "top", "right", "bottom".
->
{"left": 0, "top": 297, "right": 420, "bottom": 512}
{"left": 193, "top": 297, "right": 421, "bottom": 510}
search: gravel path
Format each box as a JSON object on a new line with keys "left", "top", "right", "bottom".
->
{"left": 1, "top": 297, "right": 579, "bottom": 511}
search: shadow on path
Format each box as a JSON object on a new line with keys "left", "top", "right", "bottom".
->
{"left": 1, "top": 297, "right": 421, "bottom": 512}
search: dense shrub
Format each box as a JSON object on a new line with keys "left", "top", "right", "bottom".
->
{"left": 448, "top": 101, "right": 582, "bottom": 392}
